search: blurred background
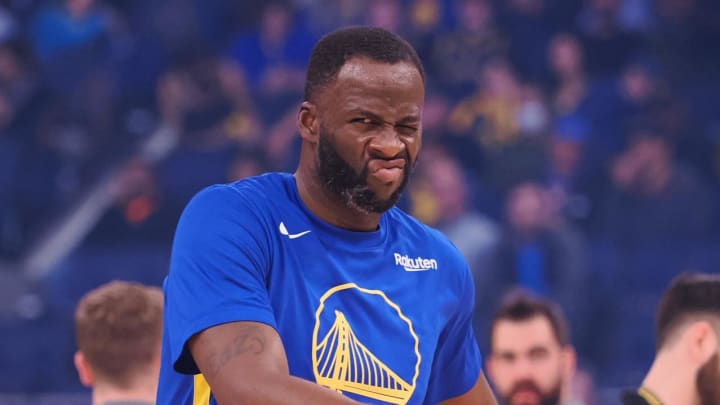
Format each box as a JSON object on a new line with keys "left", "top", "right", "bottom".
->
{"left": 0, "top": 0, "right": 718, "bottom": 403}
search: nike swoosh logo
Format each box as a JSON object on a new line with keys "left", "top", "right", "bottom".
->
{"left": 279, "top": 222, "right": 312, "bottom": 239}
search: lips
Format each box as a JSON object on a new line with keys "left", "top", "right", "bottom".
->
{"left": 511, "top": 389, "right": 541, "bottom": 405}
{"left": 509, "top": 381, "right": 543, "bottom": 405}
{"left": 367, "top": 158, "right": 406, "bottom": 183}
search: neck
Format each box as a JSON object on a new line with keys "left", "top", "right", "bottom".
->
{"left": 92, "top": 380, "right": 157, "bottom": 405}
{"left": 642, "top": 350, "right": 699, "bottom": 405}
{"left": 294, "top": 168, "right": 382, "bottom": 232}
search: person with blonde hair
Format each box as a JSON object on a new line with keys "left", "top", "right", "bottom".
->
{"left": 74, "top": 280, "right": 163, "bottom": 405}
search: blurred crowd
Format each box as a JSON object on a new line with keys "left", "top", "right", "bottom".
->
{"left": 1, "top": 0, "right": 719, "bottom": 401}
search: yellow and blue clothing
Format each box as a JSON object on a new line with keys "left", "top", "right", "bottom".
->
{"left": 621, "top": 388, "right": 662, "bottom": 405}
{"left": 157, "top": 173, "right": 482, "bottom": 405}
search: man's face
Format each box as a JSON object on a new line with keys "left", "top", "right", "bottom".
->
{"left": 697, "top": 352, "right": 720, "bottom": 405}
{"left": 488, "top": 316, "right": 571, "bottom": 405}
{"left": 315, "top": 58, "right": 424, "bottom": 213}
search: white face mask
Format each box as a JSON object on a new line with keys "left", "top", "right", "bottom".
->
{"left": 516, "top": 101, "right": 548, "bottom": 136}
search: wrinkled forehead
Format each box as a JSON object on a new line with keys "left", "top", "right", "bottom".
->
{"left": 318, "top": 58, "right": 425, "bottom": 118}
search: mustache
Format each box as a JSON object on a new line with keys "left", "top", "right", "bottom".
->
{"left": 368, "top": 150, "right": 410, "bottom": 161}
{"left": 367, "top": 150, "right": 412, "bottom": 171}
{"left": 509, "top": 379, "right": 543, "bottom": 398}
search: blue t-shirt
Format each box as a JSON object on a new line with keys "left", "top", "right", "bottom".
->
{"left": 157, "top": 173, "right": 482, "bottom": 405}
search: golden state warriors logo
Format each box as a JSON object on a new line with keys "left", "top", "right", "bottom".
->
{"left": 312, "top": 283, "right": 421, "bottom": 404}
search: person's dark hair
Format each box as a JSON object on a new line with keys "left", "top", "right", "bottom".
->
{"left": 656, "top": 272, "right": 720, "bottom": 350}
{"left": 75, "top": 281, "right": 163, "bottom": 388}
{"left": 304, "top": 26, "right": 425, "bottom": 102}
{"left": 490, "top": 289, "right": 571, "bottom": 347}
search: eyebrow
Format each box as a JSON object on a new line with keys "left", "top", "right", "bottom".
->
{"left": 350, "top": 109, "right": 384, "bottom": 122}
{"left": 493, "top": 349, "right": 516, "bottom": 358}
{"left": 492, "top": 344, "right": 550, "bottom": 357}
{"left": 350, "top": 109, "right": 420, "bottom": 126}
{"left": 527, "top": 345, "right": 549, "bottom": 355}
{"left": 397, "top": 116, "right": 420, "bottom": 125}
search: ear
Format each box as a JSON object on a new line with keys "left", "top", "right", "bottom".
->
{"left": 74, "top": 351, "right": 95, "bottom": 387}
{"left": 561, "top": 345, "right": 578, "bottom": 381}
{"left": 297, "top": 101, "right": 319, "bottom": 144}
{"left": 685, "top": 321, "right": 718, "bottom": 364}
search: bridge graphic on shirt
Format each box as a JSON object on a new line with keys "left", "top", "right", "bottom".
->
{"left": 314, "top": 310, "right": 413, "bottom": 404}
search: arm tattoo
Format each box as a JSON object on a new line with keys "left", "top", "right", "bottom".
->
{"left": 205, "top": 325, "right": 266, "bottom": 377}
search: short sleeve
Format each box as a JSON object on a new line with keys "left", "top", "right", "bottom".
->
{"left": 424, "top": 262, "right": 483, "bottom": 403}
{"left": 164, "top": 185, "right": 276, "bottom": 374}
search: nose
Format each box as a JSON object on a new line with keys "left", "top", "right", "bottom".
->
{"left": 511, "top": 357, "right": 536, "bottom": 380}
{"left": 368, "top": 126, "right": 405, "bottom": 159}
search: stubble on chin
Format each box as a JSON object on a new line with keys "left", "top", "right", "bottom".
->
{"left": 317, "top": 134, "right": 409, "bottom": 213}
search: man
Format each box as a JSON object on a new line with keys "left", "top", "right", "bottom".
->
{"left": 487, "top": 290, "right": 579, "bottom": 405}
{"left": 74, "top": 281, "right": 164, "bottom": 405}
{"left": 621, "top": 272, "right": 720, "bottom": 405}
{"left": 157, "top": 26, "right": 496, "bottom": 405}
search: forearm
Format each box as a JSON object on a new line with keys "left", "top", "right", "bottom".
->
{"left": 191, "top": 322, "right": 364, "bottom": 405}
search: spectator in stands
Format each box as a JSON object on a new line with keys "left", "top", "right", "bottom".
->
{"left": 500, "top": 0, "right": 555, "bottom": 83}
{"left": 153, "top": 56, "right": 261, "bottom": 206}
{"left": 405, "top": 0, "right": 446, "bottom": 71}
{"left": 74, "top": 281, "right": 163, "bottom": 405}
{"left": 431, "top": 0, "right": 506, "bottom": 91}
{"left": 409, "top": 145, "right": 500, "bottom": 273}
{"left": 366, "top": 0, "right": 402, "bottom": 34}
{"left": 546, "top": 33, "right": 591, "bottom": 118}
{"left": 449, "top": 58, "right": 539, "bottom": 186}
{"left": 487, "top": 289, "right": 589, "bottom": 405}
{"left": 475, "top": 181, "right": 589, "bottom": 354}
{"left": 30, "top": 0, "right": 112, "bottom": 62}
{"left": 576, "top": 0, "right": 645, "bottom": 77}
{"left": 227, "top": 1, "right": 316, "bottom": 97}
{"left": 600, "top": 123, "right": 714, "bottom": 245}
{"left": 546, "top": 32, "right": 619, "bottom": 174}
{"left": 449, "top": 57, "right": 521, "bottom": 149}
{"left": 621, "top": 272, "right": 720, "bottom": 405}
{"left": 545, "top": 114, "right": 595, "bottom": 223}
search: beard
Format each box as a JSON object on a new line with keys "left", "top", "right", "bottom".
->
{"left": 502, "top": 379, "right": 562, "bottom": 405}
{"left": 697, "top": 352, "right": 720, "bottom": 405}
{"left": 316, "top": 128, "right": 411, "bottom": 214}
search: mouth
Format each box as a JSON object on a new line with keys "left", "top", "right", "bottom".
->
{"left": 510, "top": 388, "right": 541, "bottom": 405}
{"left": 367, "top": 158, "right": 406, "bottom": 184}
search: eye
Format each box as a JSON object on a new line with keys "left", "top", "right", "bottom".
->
{"left": 528, "top": 347, "right": 550, "bottom": 362}
{"left": 350, "top": 117, "right": 375, "bottom": 125}
{"left": 350, "top": 117, "right": 381, "bottom": 130}
{"left": 498, "top": 352, "right": 516, "bottom": 364}
{"left": 396, "top": 125, "right": 418, "bottom": 136}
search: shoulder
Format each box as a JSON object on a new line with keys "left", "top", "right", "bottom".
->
{"left": 185, "top": 172, "right": 291, "bottom": 213}
{"left": 176, "top": 172, "right": 292, "bottom": 235}
{"left": 170, "top": 175, "right": 292, "bottom": 273}
{"left": 225, "top": 172, "right": 292, "bottom": 201}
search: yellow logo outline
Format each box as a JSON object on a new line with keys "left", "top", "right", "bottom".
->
{"left": 312, "top": 283, "right": 421, "bottom": 404}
